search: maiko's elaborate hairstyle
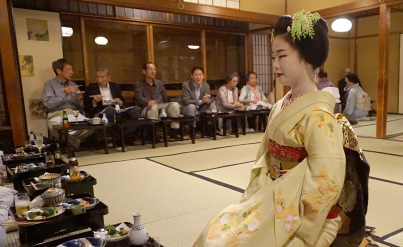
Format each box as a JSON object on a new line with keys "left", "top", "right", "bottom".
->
{"left": 273, "top": 12, "right": 329, "bottom": 69}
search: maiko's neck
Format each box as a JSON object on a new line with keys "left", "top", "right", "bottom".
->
{"left": 290, "top": 68, "right": 317, "bottom": 99}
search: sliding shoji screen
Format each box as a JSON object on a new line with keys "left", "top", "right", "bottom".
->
{"left": 183, "top": 0, "right": 240, "bottom": 9}
{"left": 253, "top": 34, "right": 273, "bottom": 94}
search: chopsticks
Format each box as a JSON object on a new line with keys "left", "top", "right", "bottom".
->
{"left": 30, "top": 181, "right": 38, "bottom": 190}
{"left": 1, "top": 220, "right": 36, "bottom": 227}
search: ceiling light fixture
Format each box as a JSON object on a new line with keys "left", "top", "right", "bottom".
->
{"left": 61, "top": 27, "right": 73, "bottom": 37}
{"left": 331, "top": 18, "right": 352, "bottom": 32}
{"left": 95, "top": 36, "right": 108, "bottom": 45}
{"left": 188, "top": 45, "right": 200, "bottom": 50}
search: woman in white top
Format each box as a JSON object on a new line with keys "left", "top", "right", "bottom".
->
{"left": 239, "top": 72, "right": 268, "bottom": 106}
{"left": 239, "top": 72, "right": 268, "bottom": 131}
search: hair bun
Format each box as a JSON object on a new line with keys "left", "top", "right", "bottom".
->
{"left": 273, "top": 13, "right": 329, "bottom": 69}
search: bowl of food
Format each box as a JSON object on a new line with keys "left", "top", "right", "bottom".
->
{"left": 41, "top": 188, "right": 65, "bottom": 206}
{"left": 57, "top": 237, "right": 105, "bottom": 247}
{"left": 94, "top": 223, "right": 131, "bottom": 242}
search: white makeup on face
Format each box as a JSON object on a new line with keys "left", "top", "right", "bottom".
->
{"left": 271, "top": 36, "right": 306, "bottom": 87}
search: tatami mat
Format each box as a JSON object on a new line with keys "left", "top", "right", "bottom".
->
{"left": 77, "top": 133, "right": 263, "bottom": 166}
{"left": 366, "top": 179, "right": 403, "bottom": 237}
{"left": 150, "top": 144, "right": 259, "bottom": 172}
{"left": 145, "top": 203, "right": 237, "bottom": 247}
{"left": 364, "top": 152, "right": 403, "bottom": 183}
{"left": 359, "top": 137, "right": 403, "bottom": 156}
{"left": 82, "top": 159, "right": 242, "bottom": 226}
{"left": 194, "top": 161, "right": 254, "bottom": 189}
{"left": 353, "top": 115, "right": 403, "bottom": 138}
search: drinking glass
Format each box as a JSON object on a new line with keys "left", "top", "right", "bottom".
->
{"left": 15, "top": 193, "right": 30, "bottom": 218}
{"left": 73, "top": 110, "right": 79, "bottom": 122}
{"left": 34, "top": 133, "right": 44, "bottom": 153}
{"left": 45, "top": 154, "right": 55, "bottom": 168}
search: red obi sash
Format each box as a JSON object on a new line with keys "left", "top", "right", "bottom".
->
{"left": 268, "top": 139, "right": 308, "bottom": 160}
{"left": 268, "top": 139, "right": 338, "bottom": 219}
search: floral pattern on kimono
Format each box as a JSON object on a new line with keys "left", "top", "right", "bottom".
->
{"left": 197, "top": 202, "right": 261, "bottom": 247}
{"left": 275, "top": 188, "right": 299, "bottom": 234}
{"left": 303, "top": 166, "right": 341, "bottom": 219}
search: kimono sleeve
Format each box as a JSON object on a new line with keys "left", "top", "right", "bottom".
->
{"left": 295, "top": 110, "right": 346, "bottom": 245}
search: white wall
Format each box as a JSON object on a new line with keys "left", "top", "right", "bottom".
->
{"left": 14, "top": 8, "right": 63, "bottom": 136}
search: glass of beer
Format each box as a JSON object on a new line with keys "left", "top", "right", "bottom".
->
{"left": 15, "top": 193, "right": 30, "bottom": 218}
{"left": 45, "top": 154, "right": 55, "bottom": 168}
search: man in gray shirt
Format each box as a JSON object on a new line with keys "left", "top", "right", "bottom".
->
{"left": 44, "top": 58, "right": 91, "bottom": 148}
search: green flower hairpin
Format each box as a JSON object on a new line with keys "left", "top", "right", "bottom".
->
{"left": 289, "top": 10, "right": 321, "bottom": 41}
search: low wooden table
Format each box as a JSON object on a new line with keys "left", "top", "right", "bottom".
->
{"left": 113, "top": 119, "right": 160, "bottom": 152}
{"left": 16, "top": 193, "right": 108, "bottom": 247}
{"left": 200, "top": 112, "right": 242, "bottom": 140}
{"left": 160, "top": 116, "right": 196, "bottom": 147}
{"left": 23, "top": 171, "right": 97, "bottom": 199}
{"left": 28, "top": 222, "right": 163, "bottom": 247}
{"left": 235, "top": 109, "right": 271, "bottom": 134}
{"left": 53, "top": 122, "right": 110, "bottom": 154}
{"left": 2, "top": 152, "right": 46, "bottom": 181}
{"left": 7, "top": 160, "right": 67, "bottom": 192}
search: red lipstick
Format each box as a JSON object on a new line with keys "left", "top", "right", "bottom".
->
{"left": 276, "top": 73, "right": 283, "bottom": 77}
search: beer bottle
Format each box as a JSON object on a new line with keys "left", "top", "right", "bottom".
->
{"left": 115, "top": 104, "right": 122, "bottom": 124}
{"left": 29, "top": 131, "right": 35, "bottom": 146}
{"left": 62, "top": 109, "right": 70, "bottom": 127}
{"left": 54, "top": 143, "right": 63, "bottom": 161}
{"left": 69, "top": 157, "right": 80, "bottom": 181}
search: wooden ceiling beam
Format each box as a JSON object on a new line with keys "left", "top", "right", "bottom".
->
{"left": 75, "top": 0, "right": 279, "bottom": 25}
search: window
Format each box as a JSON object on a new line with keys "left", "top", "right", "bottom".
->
{"left": 153, "top": 27, "right": 202, "bottom": 85}
{"left": 206, "top": 32, "right": 245, "bottom": 88}
{"left": 84, "top": 20, "right": 147, "bottom": 84}
{"left": 252, "top": 34, "right": 273, "bottom": 93}
{"left": 184, "top": 0, "right": 240, "bottom": 9}
{"left": 61, "top": 15, "right": 84, "bottom": 81}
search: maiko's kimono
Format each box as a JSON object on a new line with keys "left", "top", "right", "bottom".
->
{"left": 194, "top": 91, "right": 346, "bottom": 247}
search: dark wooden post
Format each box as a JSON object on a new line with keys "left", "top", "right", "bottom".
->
{"left": 376, "top": 3, "right": 390, "bottom": 139}
{"left": 0, "top": 0, "right": 27, "bottom": 146}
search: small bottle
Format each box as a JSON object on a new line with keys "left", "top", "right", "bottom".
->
{"left": 159, "top": 108, "right": 167, "bottom": 119}
{"left": 62, "top": 109, "right": 70, "bottom": 127}
{"left": 115, "top": 104, "right": 122, "bottom": 124}
{"left": 69, "top": 157, "right": 80, "bottom": 181}
{"left": 54, "top": 143, "right": 63, "bottom": 161}
{"left": 29, "top": 131, "right": 35, "bottom": 145}
{"left": 102, "top": 113, "right": 108, "bottom": 125}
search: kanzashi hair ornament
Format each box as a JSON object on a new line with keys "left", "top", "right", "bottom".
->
{"left": 290, "top": 10, "right": 321, "bottom": 41}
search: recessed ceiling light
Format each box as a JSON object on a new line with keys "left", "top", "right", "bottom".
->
{"left": 95, "top": 36, "right": 108, "bottom": 45}
{"left": 61, "top": 27, "right": 73, "bottom": 37}
{"left": 331, "top": 18, "right": 352, "bottom": 32}
{"left": 188, "top": 45, "right": 200, "bottom": 50}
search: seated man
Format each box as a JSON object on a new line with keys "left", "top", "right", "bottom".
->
{"left": 43, "top": 58, "right": 92, "bottom": 148}
{"left": 84, "top": 68, "right": 140, "bottom": 122}
{"left": 181, "top": 66, "right": 211, "bottom": 116}
{"left": 134, "top": 62, "right": 181, "bottom": 137}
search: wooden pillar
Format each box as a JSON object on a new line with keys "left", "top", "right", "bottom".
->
{"left": 201, "top": 30, "right": 207, "bottom": 80}
{"left": 0, "top": 0, "right": 27, "bottom": 146}
{"left": 146, "top": 24, "right": 154, "bottom": 63}
{"left": 376, "top": 3, "right": 390, "bottom": 139}
{"left": 80, "top": 18, "right": 90, "bottom": 86}
{"left": 354, "top": 18, "right": 358, "bottom": 73}
{"left": 246, "top": 33, "right": 253, "bottom": 73}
